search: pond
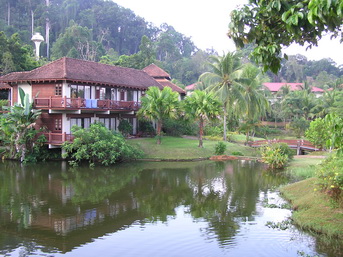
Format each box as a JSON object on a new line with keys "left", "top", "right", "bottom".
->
{"left": 0, "top": 160, "right": 341, "bottom": 257}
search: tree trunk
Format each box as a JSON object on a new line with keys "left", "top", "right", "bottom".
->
{"left": 198, "top": 119, "right": 204, "bottom": 148}
{"left": 46, "top": 0, "right": 50, "bottom": 59}
{"left": 223, "top": 105, "right": 227, "bottom": 141}
{"left": 156, "top": 120, "right": 162, "bottom": 145}
{"left": 7, "top": 1, "right": 10, "bottom": 26}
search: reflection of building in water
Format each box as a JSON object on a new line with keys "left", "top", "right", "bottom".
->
{"left": 0, "top": 172, "right": 142, "bottom": 253}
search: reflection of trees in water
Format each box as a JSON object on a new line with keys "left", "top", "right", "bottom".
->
{"left": 187, "top": 160, "right": 289, "bottom": 247}
{"left": 0, "top": 160, "right": 291, "bottom": 252}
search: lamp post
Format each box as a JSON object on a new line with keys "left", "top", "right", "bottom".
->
{"left": 31, "top": 32, "right": 44, "bottom": 60}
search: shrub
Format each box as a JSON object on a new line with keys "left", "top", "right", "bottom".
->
{"left": 231, "top": 151, "right": 243, "bottom": 156}
{"left": 260, "top": 143, "right": 292, "bottom": 169}
{"left": 0, "top": 99, "right": 9, "bottom": 109}
{"left": 163, "top": 118, "right": 197, "bottom": 137}
{"left": 138, "top": 120, "right": 155, "bottom": 136}
{"left": 203, "top": 135, "right": 223, "bottom": 141}
{"left": 118, "top": 119, "right": 133, "bottom": 137}
{"left": 214, "top": 141, "right": 227, "bottom": 155}
{"left": 204, "top": 124, "right": 223, "bottom": 137}
{"left": 62, "top": 123, "right": 142, "bottom": 166}
{"left": 316, "top": 153, "right": 343, "bottom": 202}
{"left": 290, "top": 117, "right": 310, "bottom": 138}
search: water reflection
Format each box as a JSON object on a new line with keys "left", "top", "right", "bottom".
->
{"left": 0, "top": 160, "right": 340, "bottom": 256}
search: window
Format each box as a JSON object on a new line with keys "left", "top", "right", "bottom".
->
{"left": 120, "top": 90, "right": 125, "bottom": 101}
{"left": 70, "top": 118, "right": 91, "bottom": 130}
{"left": 54, "top": 119, "right": 62, "bottom": 131}
{"left": 127, "top": 90, "right": 134, "bottom": 101}
{"left": 99, "top": 118, "right": 111, "bottom": 129}
{"left": 55, "top": 84, "right": 62, "bottom": 96}
{"left": 70, "top": 85, "right": 91, "bottom": 99}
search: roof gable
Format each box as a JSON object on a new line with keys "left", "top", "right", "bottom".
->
{"left": 155, "top": 78, "right": 186, "bottom": 94}
{"left": 143, "top": 64, "right": 171, "bottom": 79}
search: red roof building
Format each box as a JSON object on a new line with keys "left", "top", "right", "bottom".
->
{"left": 263, "top": 82, "right": 324, "bottom": 94}
{"left": 0, "top": 58, "right": 183, "bottom": 147}
{"left": 143, "top": 64, "right": 186, "bottom": 96}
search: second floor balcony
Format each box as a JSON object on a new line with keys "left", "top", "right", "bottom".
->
{"left": 33, "top": 97, "right": 140, "bottom": 112}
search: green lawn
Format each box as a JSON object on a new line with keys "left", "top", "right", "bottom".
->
{"left": 280, "top": 178, "right": 343, "bottom": 239}
{"left": 285, "top": 156, "right": 325, "bottom": 180}
{"left": 128, "top": 136, "right": 258, "bottom": 160}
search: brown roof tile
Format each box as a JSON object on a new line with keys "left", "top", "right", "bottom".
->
{"left": 0, "top": 57, "right": 163, "bottom": 90}
{"left": 0, "top": 83, "right": 11, "bottom": 90}
{"left": 143, "top": 64, "right": 170, "bottom": 79}
{"left": 155, "top": 78, "right": 186, "bottom": 94}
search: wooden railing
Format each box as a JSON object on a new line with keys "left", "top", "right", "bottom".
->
{"left": 33, "top": 97, "right": 140, "bottom": 111}
{"left": 41, "top": 132, "right": 74, "bottom": 145}
{"left": 248, "top": 139, "right": 321, "bottom": 153}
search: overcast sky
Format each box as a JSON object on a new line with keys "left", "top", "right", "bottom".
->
{"left": 114, "top": 0, "right": 343, "bottom": 66}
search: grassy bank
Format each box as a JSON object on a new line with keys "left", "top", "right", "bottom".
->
{"left": 128, "top": 136, "right": 258, "bottom": 160}
{"left": 281, "top": 156, "right": 343, "bottom": 239}
{"left": 285, "top": 156, "right": 325, "bottom": 180}
{"left": 280, "top": 178, "right": 343, "bottom": 239}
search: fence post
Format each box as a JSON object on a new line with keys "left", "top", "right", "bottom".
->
{"left": 297, "top": 140, "right": 301, "bottom": 155}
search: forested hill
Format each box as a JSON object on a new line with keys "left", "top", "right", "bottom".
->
{"left": 0, "top": 0, "right": 213, "bottom": 86}
{"left": 0, "top": 0, "right": 198, "bottom": 59}
{"left": 0, "top": 0, "right": 342, "bottom": 87}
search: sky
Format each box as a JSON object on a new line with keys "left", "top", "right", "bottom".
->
{"left": 113, "top": 0, "right": 343, "bottom": 66}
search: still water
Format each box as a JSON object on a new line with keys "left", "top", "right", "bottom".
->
{"left": 0, "top": 160, "right": 341, "bottom": 257}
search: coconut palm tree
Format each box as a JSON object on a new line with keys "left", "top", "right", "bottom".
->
{"left": 238, "top": 64, "right": 270, "bottom": 143}
{"left": 183, "top": 90, "right": 222, "bottom": 147}
{"left": 199, "top": 52, "right": 244, "bottom": 141}
{"left": 137, "top": 86, "right": 179, "bottom": 144}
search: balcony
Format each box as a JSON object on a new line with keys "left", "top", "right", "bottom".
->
{"left": 33, "top": 97, "right": 140, "bottom": 112}
{"left": 40, "top": 132, "right": 74, "bottom": 145}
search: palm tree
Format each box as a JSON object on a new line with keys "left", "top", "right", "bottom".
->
{"left": 199, "top": 52, "right": 244, "bottom": 141}
{"left": 183, "top": 90, "right": 222, "bottom": 147}
{"left": 137, "top": 86, "right": 179, "bottom": 144}
{"left": 1, "top": 88, "right": 41, "bottom": 162}
{"left": 238, "top": 64, "right": 270, "bottom": 143}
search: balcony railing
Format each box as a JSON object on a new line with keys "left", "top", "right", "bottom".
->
{"left": 33, "top": 97, "right": 140, "bottom": 111}
{"left": 40, "top": 132, "right": 74, "bottom": 145}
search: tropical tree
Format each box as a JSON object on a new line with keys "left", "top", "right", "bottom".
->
{"left": 183, "top": 90, "right": 222, "bottom": 147}
{"left": 137, "top": 86, "right": 179, "bottom": 144}
{"left": 199, "top": 52, "right": 244, "bottom": 141}
{"left": 0, "top": 88, "right": 42, "bottom": 162}
{"left": 228, "top": 0, "right": 343, "bottom": 73}
{"left": 239, "top": 64, "right": 270, "bottom": 143}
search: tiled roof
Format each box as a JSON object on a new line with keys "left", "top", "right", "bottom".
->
{"left": 155, "top": 78, "right": 186, "bottom": 94}
{"left": 263, "top": 83, "right": 324, "bottom": 93}
{"left": 185, "top": 83, "right": 197, "bottom": 91}
{"left": 0, "top": 83, "right": 10, "bottom": 90}
{"left": 0, "top": 57, "right": 163, "bottom": 90}
{"left": 143, "top": 64, "right": 171, "bottom": 79}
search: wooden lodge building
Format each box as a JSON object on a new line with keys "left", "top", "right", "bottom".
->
{"left": 0, "top": 57, "right": 185, "bottom": 148}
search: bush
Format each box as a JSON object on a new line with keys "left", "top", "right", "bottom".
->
{"left": 231, "top": 151, "right": 243, "bottom": 156}
{"left": 260, "top": 143, "right": 292, "bottom": 169}
{"left": 204, "top": 124, "right": 223, "bottom": 137}
{"left": 290, "top": 117, "right": 310, "bottom": 138}
{"left": 203, "top": 135, "right": 223, "bottom": 141}
{"left": 118, "top": 119, "right": 133, "bottom": 137}
{"left": 316, "top": 153, "right": 343, "bottom": 202}
{"left": 62, "top": 123, "right": 142, "bottom": 166}
{"left": 163, "top": 118, "right": 197, "bottom": 137}
{"left": 214, "top": 142, "right": 227, "bottom": 155}
{"left": 138, "top": 120, "right": 155, "bottom": 137}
